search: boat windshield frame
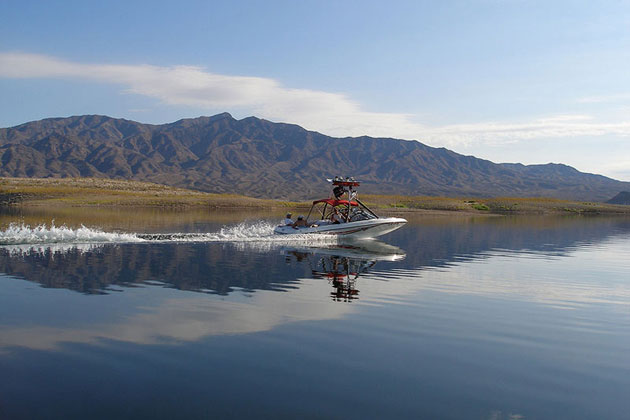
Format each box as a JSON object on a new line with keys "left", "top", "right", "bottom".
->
{"left": 306, "top": 197, "right": 379, "bottom": 223}
{"left": 301, "top": 178, "right": 380, "bottom": 223}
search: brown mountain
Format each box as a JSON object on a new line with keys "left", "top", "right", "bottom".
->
{"left": 607, "top": 191, "right": 630, "bottom": 205}
{"left": 1, "top": 113, "right": 628, "bottom": 201}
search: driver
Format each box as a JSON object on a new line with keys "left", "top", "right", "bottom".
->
{"left": 293, "top": 215, "right": 308, "bottom": 228}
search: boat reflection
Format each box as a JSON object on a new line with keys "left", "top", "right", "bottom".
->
{"left": 281, "top": 240, "right": 405, "bottom": 302}
{"left": 315, "top": 256, "right": 363, "bottom": 302}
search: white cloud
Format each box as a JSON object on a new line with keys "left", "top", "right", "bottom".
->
{"left": 2, "top": 52, "right": 630, "bottom": 152}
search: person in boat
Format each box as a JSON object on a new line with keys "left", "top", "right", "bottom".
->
{"left": 293, "top": 215, "right": 308, "bottom": 228}
{"left": 284, "top": 213, "right": 294, "bottom": 225}
{"left": 330, "top": 207, "right": 344, "bottom": 224}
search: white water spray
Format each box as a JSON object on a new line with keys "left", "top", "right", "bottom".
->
{"left": 0, "top": 221, "right": 338, "bottom": 250}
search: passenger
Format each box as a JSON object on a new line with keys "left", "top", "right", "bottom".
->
{"left": 330, "top": 208, "right": 344, "bottom": 224}
{"left": 293, "top": 215, "right": 308, "bottom": 228}
{"left": 284, "top": 213, "right": 294, "bottom": 225}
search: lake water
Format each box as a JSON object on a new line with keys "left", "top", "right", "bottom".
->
{"left": 1, "top": 209, "right": 629, "bottom": 419}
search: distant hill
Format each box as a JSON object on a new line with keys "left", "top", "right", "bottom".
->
{"left": 607, "top": 191, "right": 630, "bottom": 205}
{"left": 1, "top": 113, "right": 629, "bottom": 201}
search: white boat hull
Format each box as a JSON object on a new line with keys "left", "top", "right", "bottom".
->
{"left": 273, "top": 217, "right": 407, "bottom": 239}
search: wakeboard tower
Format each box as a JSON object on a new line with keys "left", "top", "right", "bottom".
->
{"left": 273, "top": 176, "right": 407, "bottom": 239}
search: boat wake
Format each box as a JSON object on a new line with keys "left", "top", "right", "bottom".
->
{"left": 0, "top": 221, "right": 338, "bottom": 255}
{"left": 0, "top": 223, "right": 143, "bottom": 246}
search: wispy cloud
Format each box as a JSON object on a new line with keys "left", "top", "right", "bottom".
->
{"left": 0, "top": 52, "right": 421, "bottom": 138}
{"left": 2, "top": 52, "right": 630, "bottom": 148}
{"left": 597, "top": 159, "right": 630, "bottom": 181}
{"left": 577, "top": 93, "right": 630, "bottom": 104}
{"left": 424, "top": 115, "right": 630, "bottom": 149}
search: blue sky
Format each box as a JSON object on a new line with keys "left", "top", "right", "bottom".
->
{"left": 1, "top": 0, "right": 630, "bottom": 180}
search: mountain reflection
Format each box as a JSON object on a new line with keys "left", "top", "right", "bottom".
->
{"left": 0, "top": 216, "right": 629, "bottom": 297}
{"left": 0, "top": 240, "right": 405, "bottom": 351}
{"left": 0, "top": 239, "right": 404, "bottom": 296}
{"left": 1, "top": 216, "right": 629, "bottom": 352}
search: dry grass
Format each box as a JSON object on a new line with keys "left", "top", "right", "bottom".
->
{"left": 1, "top": 177, "right": 629, "bottom": 215}
{"left": 361, "top": 194, "right": 630, "bottom": 215}
{"left": 362, "top": 194, "right": 469, "bottom": 211}
{"left": 0, "top": 177, "right": 289, "bottom": 208}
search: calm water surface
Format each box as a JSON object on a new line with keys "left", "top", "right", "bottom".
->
{"left": 0, "top": 209, "right": 629, "bottom": 419}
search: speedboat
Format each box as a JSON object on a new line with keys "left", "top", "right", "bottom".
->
{"left": 274, "top": 177, "right": 406, "bottom": 239}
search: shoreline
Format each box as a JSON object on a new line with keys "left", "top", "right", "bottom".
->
{"left": 2, "top": 177, "right": 629, "bottom": 216}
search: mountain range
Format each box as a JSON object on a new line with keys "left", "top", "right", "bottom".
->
{"left": 1, "top": 113, "right": 628, "bottom": 201}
